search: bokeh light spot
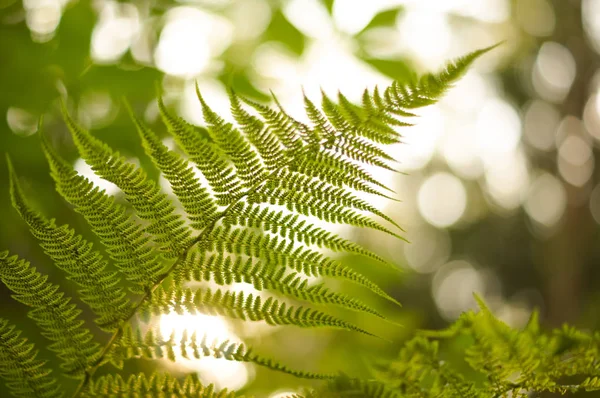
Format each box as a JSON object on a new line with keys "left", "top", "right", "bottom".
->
{"left": 532, "top": 42, "right": 576, "bottom": 103}
{"left": 77, "top": 91, "right": 115, "bottom": 129}
{"left": 558, "top": 134, "right": 594, "bottom": 187}
{"left": 583, "top": 94, "right": 600, "bottom": 142}
{"left": 524, "top": 172, "right": 566, "bottom": 228}
{"left": 228, "top": 0, "right": 271, "bottom": 40}
{"left": 589, "top": 183, "right": 600, "bottom": 225}
{"left": 332, "top": 0, "right": 380, "bottom": 35}
{"left": 155, "top": 7, "right": 232, "bottom": 77}
{"left": 403, "top": 226, "right": 452, "bottom": 273}
{"left": 25, "top": 1, "right": 62, "bottom": 41}
{"left": 441, "top": 121, "right": 484, "bottom": 179}
{"left": 582, "top": 0, "right": 600, "bottom": 53}
{"left": 284, "top": 0, "right": 333, "bottom": 39}
{"left": 523, "top": 100, "right": 560, "bottom": 151}
{"left": 159, "top": 312, "right": 251, "bottom": 391}
{"left": 74, "top": 158, "right": 120, "bottom": 196}
{"left": 484, "top": 148, "right": 530, "bottom": 211}
{"left": 516, "top": 0, "right": 555, "bottom": 37}
{"left": 7, "top": 107, "right": 38, "bottom": 137}
{"left": 432, "top": 260, "right": 485, "bottom": 321}
{"left": 476, "top": 98, "right": 522, "bottom": 164}
{"left": 395, "top": 105, "right": 444, "bottom": 171}
{"left": 417, "top": 172, "right": 467, "bottom": 228}
{"left": 91, "top": 1, "right": 140, "bottom": 63}
{"left": 398, "top": 10, "right": 451, "bottom": 67}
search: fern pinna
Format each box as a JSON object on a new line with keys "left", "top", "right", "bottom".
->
{"left": 1, "top": 43, "right": 582, "bottom": 398}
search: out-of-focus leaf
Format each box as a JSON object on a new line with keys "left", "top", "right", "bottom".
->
{"left": 360, "top": 57, "right": 414, "bottom": 83}
{"left": 51, "top": 0, "right": 95, "bottom": 76}
{"left": 78, "top": 64, "right": 163, "bottom": 101}
{"left": 0, "top": 0, "right": 18, "bottom": 10}
{"left": 358, "top": 7, "right": 404, "bottom": 34}
{"left": 320, "top": 0, "right": 335, "bottom": 15}
{"left": 0, "top": 27, "right": 55, "bottom": 112}
{"left": 0, "top": 0, "right": 95, "bottom": 113}
{"left": 263, "top": 8, "right": 305, "bottom": 56}
{"left": 218, "top": 69, "right": 271, "bottom": 102}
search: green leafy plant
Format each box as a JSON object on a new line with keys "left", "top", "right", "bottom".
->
{"left": 309, "top": 297, "right": 600, "bottom": 397}
{"left": 1, "top": 43, "right": 598, "bottom": 397}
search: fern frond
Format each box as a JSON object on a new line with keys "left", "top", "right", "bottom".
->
{"left": 0, "top": 46, "right": 498, "bottom": 397}
{"left": 307, "top": 91, "right": 398, "bottom": 181}
{"left": 111, "top": 327, "right": 334, "bottom": 380}
{"left": 385, "top": 44, "right": 500, "bottom": 112}
{"left": 258, "top": 170, "right": 402, "bottom": 232}
{"left": 292, "top": 149, "right": 395, "bottom": 199}
{"left": 127, "top": 107, "right": 219, "bottom": 231}
{"left": 249, "top": 184, "right": 400, "bottom": 239}
{"left": 7, "top": 158, "right": 131, "bottom": 330}
{"left": 225, "top": 202, "right": 389, "bottom": 263}
{"left": 84, "top": 373, "right": 236, "bottom": 398}
{"left": 157, "top": 96, "right": 243, "bottom": 206}
{"left": 0, "top": 251, "right": 100, "bottom": 377}
{"left": 271, "top": 91, "right": 317, "bottom": 146}
{"left": 41, "top": 134, "right": 164, "bottom": 292}
{"left": 177, "top": 251, "right": 386, "bottom": 319}
{"left": 303, "top": 92, "right": 336, "bottom": 144}
{"left": 200, "top": 226, "right": 400, "bottom": 305}
{"left": 355, "top": 295, "right": 600, "bottom": 398}
{"left": 142, "top": 283, "right": 375, "bottom": 336}
{"left": 320, "top": 92, "right": 398, "bottom": 171}
{"left": 581, "top": 377, "right": 600, "bottom": 392}
{"left": 61, "top": 102, "right": 193, "bottom": 258}
{"left": 196, "top": 84, "right": 267, "bottom": 188}
{"left": 238, "top": 94, "right": 304, "bottom": 151}
{"left": 229, "top": 90, "right": 287, "bottom": 170}
{"left": 0, "top": 319, "right": 62, "bottom": 398}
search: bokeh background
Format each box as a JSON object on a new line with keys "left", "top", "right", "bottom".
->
{"left": 2, "top": 0, "right": 600, "bottom": 396}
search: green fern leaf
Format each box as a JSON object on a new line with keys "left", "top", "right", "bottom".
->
{"left": 362, "top": 294, "right": 600, "bottom": 397}
{"left": 177, "top": 251, "right": 386, "bottom": 320}
{"left": 7, "top": 159, "right": 131, "bottom": 330}
{"left": 61, "top": 102, "right": 193, "bottom": 258}
{"left": 257, "top": 171, "right": 402, "bottom": 232}
{"left": 249, "top": 184, "right": 401, "bottom": 239}
{"left": 321, "top": 91, "right": 397, "bottom": 171}
{"left": 225, "top": 202, "right": 388, "bottom": 264}
{"left": 0, "top": 46, "right": 499, "bottom": 397}
{"left": 157, "top": 96, "right": 244, "bottom": 206}
{"left": 0, "top": 319, "right": 62, "bottom": 398}
{"left": 200, "top": 226, "right": 399, "bottom": 305}
{"left": 196, "top": 84, "right": 267, "bottom": 188}
{"left": 238, "top": 93, "right": 304, "bottom": 151}
{"left": 291, "top": 149, "right": 395, "bottom": 199}
{"left": 142, "top": 283, "right": 375, "bottom": 336}
{"left": 310, "top": 373, "right": 402, "bottom": 398}
{"left": 127, "top": 106, "right": 219, "bottom": 231}
{"left": 0, "top": 251, "right": 100, "bottom": 377}
{"left": 84, "top": 373, "right": 236, "bottom": 397}
{"left": 229, "top": 90, "right": 287, "bottom": 170}
{"left": 384, "top": 44, "right": 501, "bottom": 112}
{"left": 111, "top": 326, "right": 334, "bottom": 380}
{"left": 41, "top": 134, "right": 164, "bottom": 292}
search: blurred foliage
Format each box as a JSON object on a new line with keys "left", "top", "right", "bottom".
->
{"left": 310, "top": 298, "right": 600, "bottom": 397}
